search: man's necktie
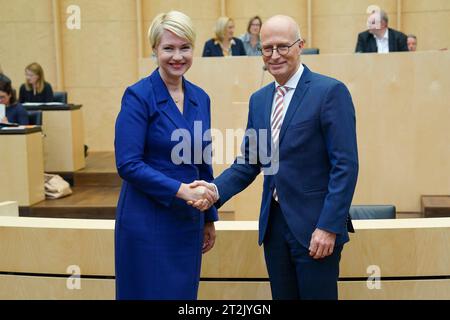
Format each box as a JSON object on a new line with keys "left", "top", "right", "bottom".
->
{"left": 271, "top": 85, "right": 289, "bottom": 201}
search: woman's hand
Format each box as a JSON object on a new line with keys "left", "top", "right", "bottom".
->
{"left": 202, "top": 221, "right": 216, "bottom": 254}
{"left": 176, "top": 183, "right": 216, "bottom": 211}
{"left": 1, "top": 117, "right": 8, "bottom": 124}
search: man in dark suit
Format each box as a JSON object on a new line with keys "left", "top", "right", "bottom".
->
{"left": 355, "top": 10, "right": 408, "bottom": 53}
{"left": 190, "top": 15, "right": 358, "bottom": 300}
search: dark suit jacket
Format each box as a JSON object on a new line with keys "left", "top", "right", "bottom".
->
{"left": 214, "top": 65, "right": 358, "bottom": 249}
{"left": 19, "top": 82, "right": 54, "bottom": 103}
{"left": 5, "top": 103, "right": 29, "bottom": 125}
{"left": 202, "top": 37, "right": 247, "bottom": 57}
{"left": 355, "top": 28, "right": 408, "bottom": 53}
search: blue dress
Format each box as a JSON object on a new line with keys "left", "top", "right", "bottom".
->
{"left": 114, "top": 69, "right": 218, "bottom": 299}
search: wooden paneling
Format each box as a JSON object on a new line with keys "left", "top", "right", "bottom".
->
{"left": 312, "top": 0, "right": 398, "bottom": 53}
{"left": 0, "top": 0, "right": 56, "bottom": 87}
{"left": 59, "top": 0, "right": 138, "bottom": 151}
{"left": 226, "top": 0, "right": 308, "bottom": 45}
{"left": 66, "top": 88, "right": 123, "bottom": 152}
{"left": 0, "top": 275, "right": 115, "bottom": 300}
{"left": 402, "top": 0, "right": 450, "bottom": 51}
{"left": 1, "top": 217, "right": 450, "bottom": 278}
{"left": 1, "top": 275, "right": 448, "bottom": 300}
{"left": 0, "top": 217, "right": 450, "bottom": 299}
{"left": 142, "top": 0, "right": 221, "bottom": 58}
{"left": 2, "top": 0, "right": 450, "bottom": 151}
{"left": 140, "top": 51, "right": 450, "bottom": 213}
{"left": 199, "top": 281, "right": 271, "bottom": 300}
{"left": 339, "top": 279, "right": 450, "bottom": 300}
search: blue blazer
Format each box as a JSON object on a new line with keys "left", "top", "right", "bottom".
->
{"left": 5, "top": 103, "right": 29, "bottom": 125}
{"left": 114, "top": 69, "right": 218, "bottom": 299}
{"left": 214, "top": 65, "right": 358, "bottom": 249}
{"left": 202, "top": 38, "right": 247, "bottom": 57}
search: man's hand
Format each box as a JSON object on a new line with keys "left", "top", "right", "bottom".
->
{"left": 1, "top": 117, "right": 8, "bottom": 124}
{"left": 309, "top": 228, "right": 336, "bottom": 260}
{"left": 176, "top": 182, "right": 216, "bottom": 211}
{"left": 186, "top": 180, "right": 218, "bottom": 211}
{"left": 202, "top": 221, "right": 216, "bottom": 254}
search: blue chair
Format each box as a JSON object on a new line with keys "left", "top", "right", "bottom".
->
{"left": 302, "top": 48, "right": 320, "bottom": 55}
{"left": 350, "top": 205, "right": 396, "bottom": 220}
{"left": 53, "top": 91, "right": 68, "bottom": 103}
{"left": 27, "top": 110, "right": 43, "bottom": 126}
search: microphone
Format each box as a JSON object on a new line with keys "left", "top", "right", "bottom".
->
{"left": 260, "top": 65, "right": 267, "bottom": 87}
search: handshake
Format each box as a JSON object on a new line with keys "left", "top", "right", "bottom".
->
{"left": 176, "top": 180, "right": 219, "bottom": 211}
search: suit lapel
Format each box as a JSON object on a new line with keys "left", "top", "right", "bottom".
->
{"left": 264, "top": 84, "right": 276, "bottom": 153}
{"left": 150, "top": 69, "right": 192, "bottom": 131}
{"left": 278, "top": 65, "right": 311, "bottom": 145}
{"left": 388, "top": 28, "right": 395, "bottom": 51}
{"left": 182, "top": 79, "right": 199, "bottom": 130}
{"left": 369, "top": 35, "right": 378, "bottom": 52}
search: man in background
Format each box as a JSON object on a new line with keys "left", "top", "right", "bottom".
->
{"left": 355, "top": 9, "right": 408, "bottom": 53}
{"left": 407, "top": 34, "right": 418, "bottom": 51}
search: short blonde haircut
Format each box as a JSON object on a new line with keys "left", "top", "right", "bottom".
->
{"left": 148, "top": 11, "right": 196, "bottom": 50}
{"left": 214, "top": 17, "right": 233, "bottom": 42}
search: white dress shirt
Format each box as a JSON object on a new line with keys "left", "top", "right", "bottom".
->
{"left": 271, "top": 64, "right": 304, "bottom": 121}
{"left": 374, "top": 29, "right": 389, "bottom": 53}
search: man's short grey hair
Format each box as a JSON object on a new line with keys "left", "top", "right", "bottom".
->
{"left": 294, "top": 25, "right": 301, "bottom": 40}
{"left": 379, "top": 10, "right": 389, "bottom": 24}
{"left": 371, "top": 9, "right": 389, "bottom": 25}
{"left": 407, "top": 34, "right": 417, "bottom": 40}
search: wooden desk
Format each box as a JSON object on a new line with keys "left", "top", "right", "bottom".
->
{"left": 0, "top": 127, "right": 45, "bottom": 206}
{"left": 422, "top": 195, "right": 450, "bottom": 217}
{"left": 23, "top": 104, "right": 85, "bottom": 172}
{"left": 0, "top": 217, "right": 449, "bottom": 299}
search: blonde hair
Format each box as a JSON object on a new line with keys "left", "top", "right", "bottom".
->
{"left": 148, "top": 11, "right": 196, "bottom": 50}
{"left": 25, "top": 62, "right": 46, "bottom": 93}
{"left": 214, "top": 17, "right": 233, "bottom": 42}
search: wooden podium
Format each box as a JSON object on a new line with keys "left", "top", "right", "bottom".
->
{"left": 0, "top": 126, "right": 45, "bottom": 206}
{"left": 24, "top": 104, "right": 86, "bottom": 173}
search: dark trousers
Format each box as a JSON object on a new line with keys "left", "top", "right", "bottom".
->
{"left": 263, "top": 201, "right": 343, "bottom": 300}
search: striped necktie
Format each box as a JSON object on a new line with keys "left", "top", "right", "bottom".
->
{"left": 271, "top": 85, "right": 289, "bottom": 201}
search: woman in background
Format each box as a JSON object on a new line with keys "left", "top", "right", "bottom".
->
{"left": 19, "top": 62, "right": 54, "bottom": 103}
{"left": 114, "top": 11, "right": 218, "bottom": 300}
{"left": 239, "top": 16, "right": 262, "bottom": 56}
{"left": 202, "top": 16, "right": 246, "bottom": 57}
{"left": 0, "top": 79, "right": 29, "bottom": 125}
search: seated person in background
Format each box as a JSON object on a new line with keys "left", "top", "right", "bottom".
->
{"left": 407, "top": 34, "right": 417, "bottom": 51}
{"left": 0, "top": 73, "right": 11, "bottom": 85}
{"left": 0, "top": 79, "right": 29, "bottom": 125}
{"left": 19, "top": 62, "right": 54, "bottom": 103}
{"left": 202, "top": 17, "right": 246, "bottom": 57}
{"left": 239, "top": 16, "right": 262, "bottom": 56}
{"left": 355, "top": 9, "right": 408, "bottom": 53}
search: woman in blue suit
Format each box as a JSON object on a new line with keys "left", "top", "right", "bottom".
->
{"left": 114, "top": 11, "right": 218, "bottom": 300}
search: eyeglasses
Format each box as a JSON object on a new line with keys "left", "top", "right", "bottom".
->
{"left": 260, "top": 39, "right": 301, "bottom": 57}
